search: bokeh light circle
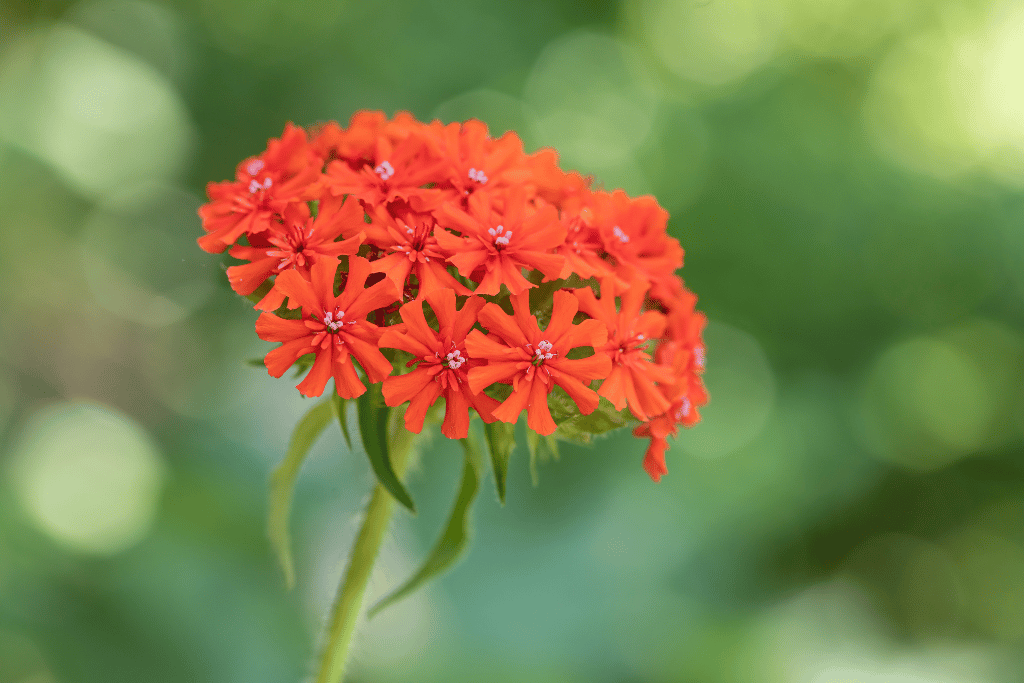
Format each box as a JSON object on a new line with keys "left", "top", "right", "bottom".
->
{"left": 7, "top": 400, "right": 165, "bottom": 554}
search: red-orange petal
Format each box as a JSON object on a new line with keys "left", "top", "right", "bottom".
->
{"left": 296, "top": 349, "right": 333, "bottom": 397}
{"left": 525, "top": 375, "right": 557, "bottom": 435}
{"left": 467, "top": 361, "right": 520, "bottom": 394}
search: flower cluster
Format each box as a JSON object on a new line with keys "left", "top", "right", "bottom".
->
{"left": 198, "top": 112, "right": 707, "bottom": 480}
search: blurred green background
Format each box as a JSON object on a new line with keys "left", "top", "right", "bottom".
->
{"left": 2, "top": 0, "right": 1024, "bottom": 681}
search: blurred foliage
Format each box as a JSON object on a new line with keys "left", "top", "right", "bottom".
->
{"left": 2, "top": 0, "right": 1024, "bottom": 681}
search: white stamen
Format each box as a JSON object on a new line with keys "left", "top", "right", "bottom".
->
{"left": 693, "top": 347, "right": 705, "bottom": 370}
{"left": 675, "top": 398, "right": 691, "bottom": 420}
{"left": 468, "top": 167, "right": 488, "bottom": 184}
{"left": 612, "top": 225, "right": 629, "bottom": 243}
{"left": 406, "top": 227, "right": 414, "bottom": 235}
{"left": 445, "top": 349, "right": 466, "bottom": 370}
{"left": 490, "top": 225, "right": 510, "bottom": 246}
{"left": 637, "top": 334, "right": 644, "bottom": 341}
{"left": 534, "top": 339, "right": 555, "bottom": 361}
{"left": 248, "top": 177, "right": 273, "bottom": 194}
{"left": 246, "top": 159, "right": 265, "bottom": 176}
{"left": 374, "top": 160, "right": 395, "bottom": 181}
{"left": 324, "top": 309, "right": 345, "bottom": 331}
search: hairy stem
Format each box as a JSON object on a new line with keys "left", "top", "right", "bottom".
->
{"left": 314, "top": 420, "right": 416, "bottom": 683}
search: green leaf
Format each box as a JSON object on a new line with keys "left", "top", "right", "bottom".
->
{"left": 330, "top": 395, "right": 353, "bottom": 451}
{"left": 291, "top": 353, "right": 315, "bottom": 378}
{"left": 525, "top": 430, "right": 559, "bottom": 486}
{"left": 269, "top": 398, "right": 334, "bottom": 589}
{"left": 244, "top": 279, "right": 274, "bottom": 306}
{"left": 483, "top": 421, "right": 515, "bottom": 504}
{"left": 357, "top": 384, "right": 416, "bottom": 513}
{"left": 368, "top": 437, "right": 481, "bottom": 617}
{"left": 555, "top": 397, "right": 638, "bottom": 443}
{"left": 525, "top": 429, "right": 540, "bottom": 486}
{"left": 547, "top": 385, "right": 579, "bottom": 423}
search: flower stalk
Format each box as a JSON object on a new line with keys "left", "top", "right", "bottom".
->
{"left": 315, "top": 418, "right": 417, "bottom": 683}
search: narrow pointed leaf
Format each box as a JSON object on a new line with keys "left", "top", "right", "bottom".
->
{"left": 368, "top": 438, "right": 481, "bottom": 616}
{"left": 484, "top": 421, "right": 515, "bottom": 504}
{"left": 525, "top": 430, "right": 559, "bottom": 487}
{"left": 269, "top": 397, "right": 334, "bottom": 589}
{"left": 330, "top": 395, "right": 353, "bottom": 451}
{"left": 545, "top": 433, "right": 560, "bottom": 460}
{"left": 357, "top": 383, "right": 416, "bottom": 512}
{"left": 526, "top": 428, "right": 539, "bottom": 463}
{"left": 529, "top": 446, "right": 539, "bottom": 487}
{"left": 555, "top": 396, "right": 636, "bottom": 442}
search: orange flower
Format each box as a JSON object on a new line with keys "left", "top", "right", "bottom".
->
{"left": 200, "top": 114, "right": 708, "bottom": 481}
{"left": 311, "top": 110, "right": 388, "bottom": 164}
{"left": 255, "top": 257, "right": 398, "bottom": 398}
{"left": 575, "top": 278, "right": 673, "bottom": 421}
{"left": 367, "top": 208, "right": 470, "bottom": 300}
{"left": 633, "top": 288, "right": 708, "bottom": 481}
{"left": 227, "top": 195, "right": 365, "bottom": 310}
{"left": 435, "top": 190, "right": 565, "bottom": 295}
{"left": 198, "top": 123, "right": 322, "bottom": 254}
{"left": 633, "top": 401, "right": 687, "bottom": 483}
{"left": 324, "top": 125, "right": 443, "bottom": 210}
{"left": 465, "top": 291, "right": 611, "bottom": 435}
{"left": 555, "top": 203, "right": 614, "bottom": 281}
{"left": 655, "top": 290, "right": 708, "bottom": 407}
{"left": 380, "top": 291, "right": 499, "bottom": 439}
{"left": 591, "top": 190, "right": 684, "bottom": 294}
{"left": 432, "top": 119, "right": 530, "bottom": 203}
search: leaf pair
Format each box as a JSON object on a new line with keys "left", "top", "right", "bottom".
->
{"left": 267, "top": 385, "right": 413, "bottom": 591}
{"left": 369, "top": 436, "right": 481, "bottom": 615}
{"left": 268, "top": 389, "right": 481, "bottom": 615}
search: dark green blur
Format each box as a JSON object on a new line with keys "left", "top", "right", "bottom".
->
{"left": 2, "top": 0, "right": 1024, "bottom": 681}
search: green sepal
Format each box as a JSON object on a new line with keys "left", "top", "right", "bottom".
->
{"left": 483, "top": 421, "right": 515, "bottom": 504}
{"left": 357, "top": 383, "right": 416, "bottom": 513}
{"left": 269, "top": 397, "right": 334, "bottom": 589}
{"left": 368, "top": 436, "right": 482, "bottom": 617}
{"left": 330, "top": 395, "right": 353, "bottom": 451}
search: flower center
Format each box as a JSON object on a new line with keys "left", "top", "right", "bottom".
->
{"left": 248, "top": 177, "right": 272, "bottom": 194}
{"left": 444, "top": 348, "right": 466, "bottom": 370}
{"left": 612, "top": 225, "right": 629, "bottom": 243}
{"left": 402, "top": 221, "right": 433, "bottom": 253}
{"left": 246, "top": 159, "right": 265, "bottom": 176}
{"left": 532, "top": 339, "right": 555, "bottom": 365}
{"left": 488, "top": 224, "right": 511, "bottom": 249}
{"left": 619, "top": 333, "right": 646, "bottom": 355}
{"left": 267, "top": 224, "right": 314, "bottom": 270}
{"left": 374, "top": 160, "right": 395, "bottom": 181}
{"left": 323, "top": 308, "right": 346, "bottom": 332}
{"left": 468, "top": 167, "right": 488, "bottom": 184}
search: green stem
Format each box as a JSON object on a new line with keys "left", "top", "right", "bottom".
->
{"left": 314, "top": 422, "right": 416, "bottom": 683}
